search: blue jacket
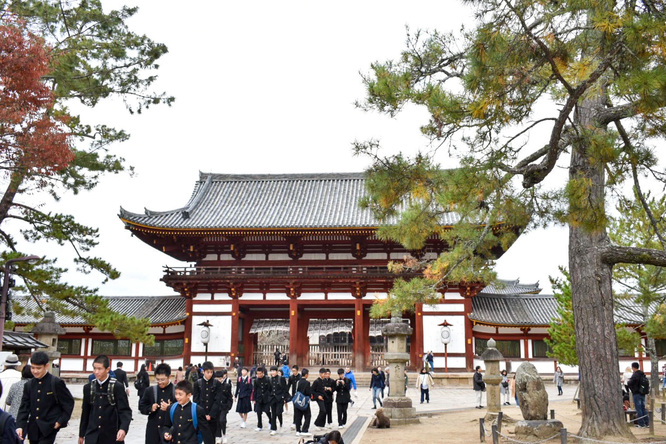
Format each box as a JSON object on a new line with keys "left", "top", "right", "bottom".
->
{"left": 344, "top": 370, "right": 357, "bottom": 390}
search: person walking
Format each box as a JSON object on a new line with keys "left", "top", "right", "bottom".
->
{"left": 234, "top": 368, "right": 252, "bottom": 429}
{"left": 135, "top": 364, "right": 150, "bottom": 407}
{"left": 215, "top": 369, "right": 233, "bottom": 444}
{"left": 16, "top": 351, "right": 75, "bottom": 444}
{"left": 344, "top": 366, "right": 357, "bottom": 406}
{"left": 0, "top": 380, "right": 21, "bottom": 444}
{"left": 416, "top": 367, "right": 434, "bottom": 404}
{"left": 378, "top": 367, "right": 386, "bottom": 399}
{"left": 323, "top": 369, "right": 334, "bottom": 428}
{"left": 163, "top": 380, "right": 214, "bottom": 444}
{"left": 511, "top": 373, "right": 519, "bottom": 406}
{"left": 193, "top": 362, "right": 222, "bottom": 440}
{"left": 0, "top": 354, "right": 21, "bottom": 411}
{"left": 5, "top": 365, "right": 32, "bottom": 419}
{"left": 139, "top": 363, "right": 176, "bottom": 444}
{"left": 174, "top": 367, "right": 185, "bottom": 384}
{"left": 426, "top": 351, "right": 435, "bottom": 374}
{"left": 627, "top": 361, "right": 649, "bottom": 428}
{"left": 267, "top": 366, "right": 287, "bottom": 436}
{"left": 334, "top": 368, "right": 351, "bottom": 429}
{"left": 273, "top": 349, "right": 281, "bottom": 367}
{"left": 79, "top": 355, "right": 132, "bottom": 444}
{"left": 384, "top": 367, "right": 390, "bottom": 397}
{"left": 553, "top": 366, "right": 565, "bottom": 396}
{"left": 114, "top": 362, "right": 130, "bottom": 397}
{"left": 252, "top": 367, "right": 271, "bottom": 432}
{"left": 500, "top": 369, "right": 511, "bottom": 405}
{"left": 293, "top": 369, "right": 312, "bottom": 437}
{"left": 369, "top": 368, "right": 384, "bottom": 409}
{"left": 473, "top": 366, "right": 485, "bottom": 409}
{"left": 312, "top": 368, "right": 328, "bottom": 430}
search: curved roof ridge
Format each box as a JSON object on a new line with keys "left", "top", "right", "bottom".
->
{"left": 200, "top": 172, "right": 366, "bottom": 181}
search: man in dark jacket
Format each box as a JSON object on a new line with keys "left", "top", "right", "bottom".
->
{"left": 294, "top": 369, "right": 312, "bottom": 436}
{"left": 16, "top": 351, "right": 75, "bottom": 444}
{"left": 193, "top": 362, "right": 221, "bottom": 440}
{"left": 473, "top": 366, "right": 485, "bottom": 409}
{"left": 252, "top": 368, "right": 271, "bottom": 432}
{"left": 312, "top": 368, "right": 328, "bottom": 430}
{"left": 79, "top": 355, "right": 132, "bottom": 444}
{"left": 267, "top": 366, "right": 287, "bottom": 436}
{"left": 334, "top": 368, "right": 351, "bottom": 428}
{"left": 323, "top": 369, "right": 335, "bottom": 427}
{"left": 215, "top": 369, "right": 233, "bottom": 443}
{"left": 114, "top": 362, "right": 130, "bottom": 396}
{"left": 627, "top": 361, "right": 649, "bottom": 428}
{"left": 288, "top": 364, "right": 301, "bottom": 430}
{"left": 139, "top": 363, "right": 176, "bottom": 444}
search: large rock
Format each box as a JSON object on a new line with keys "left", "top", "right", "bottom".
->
{"left": 516, "top": 362, "right": 548, "bottom": 420}
{"left": 514, "top": 420, "right": 563, "bottom": 440}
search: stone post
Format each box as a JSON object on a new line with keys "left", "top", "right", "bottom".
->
{"left": 381, "top": 313, "right": 419, "bottom": 425}
{"left": 480, "top": 338, "right": 504, "bottom": 415}
{"left": 31, "top": 312, "right": 66, "bottom": 377}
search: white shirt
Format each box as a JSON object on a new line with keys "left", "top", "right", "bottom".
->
{"left": 0, "top": 368, "right": 22, "bottom": 409}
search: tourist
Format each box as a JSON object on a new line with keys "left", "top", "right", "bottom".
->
{"left": 163, "top": 380, "right": 214, "bottom": 444}
{"left": 16, "top": 351, "right": 75, "bottom": 444}
{"left": 234, "top": 367, "right": 252, "bottom": 428}
{"left": 5, "top": 365, "right": 32, "bottom": 419}
{"left": 0, "top": 380, "right": 21, "bottom": 443}
{"left": 553, "top": 366, "right": 564, "bottom": 396}
{"left": 78, "top": 354, "right": 132, "bottom": 444}
{"left": 500, "top": 369, "right": 511, "bottom": 405}
{"left": 252, "top": 367, "right": 271, "bottom": 432}
{"left": 139, "top": 363, "right": 176, "bottom": 444}
{"left": 193, "top": 362, "right": 222, "bottom": 439}
{"left": 274, "top": 349, "right": 282, "bottom": 367}
{"left": 334, "top": 368, "right": 351, "bottom": 428}
{"left": 135, "top": 364, "right": 151, "bottom": 407}
{"left": 323, "top": 369, "right": 335, "bottom": 427}
{"left": 511, "top": 373, "right": 519, "bottom": 406}
{"left": 114, "top": 362, "right": 130, "bottom": 396}
{"left": 0, "top": 354, "right": 21, "bottom": 411}
{"left": 317, "top": 430, "right": 345, "bottom": 444}
{"left": 174, "top": 366, "right": 185, "bottom": 384}
{"left": 378, "top": 367, "right": 386, "bottom": 399}
{"left": 294, "top": 368, "right": 312, "bottom": 437}
{"left": 427, "top": 351, "right": 435, "bottom": 374}
{"left": 344, "top": 366, "right": 357, "bottom": 405}
{"left": 627, "top": 361, "right": 649, "bottom": 428}
{"left": 289, "top": 365, "right": 301, "bottom": 398}
{"left": 268, "top": 366, "right": 287, "bottom": 435}
{"left": 623, "top": 366, "right": 634, "bottom": 393}
{"left": 369, "top": 367, "right": 384, "bottom": 409}
{"left": 384, "top": 367, "right": 391, "bottom": 397}
{"left": 416, "top": 367, "right": 434, "bottom": 404}
{"left": 404, "top": 369, "right": 409, "bottom": 395}
{"left": 312, "top": 368, "right": 328, "bottom": 430}
{"left": 473, "top": 366, "right": 485, "bottom": 409}
{"left": 215, "top": 369, "right": 233, "bottom": 444}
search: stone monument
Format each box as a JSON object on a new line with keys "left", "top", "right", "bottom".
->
{"left": 381, "top": 313, "right": 419, "bottom": 425}
{"left": 31, "top": 311, "right": 65, "bottom": 377}
{"left": 480, "top": 338, "right": 503, "bottom": 416}
{"left": 513, "top": 362, "right": 563, "bottom": 440}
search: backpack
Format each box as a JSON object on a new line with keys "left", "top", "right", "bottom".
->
{"left": 90, "top": 378, "right": 117, "bottom": 405}
{"left": 639, "top": 373, "right": 650, "bottom": 395}
{"left": 292, "top": 390, "right": 310, "bottom": 411}
{"left": 169, "top": 402, "right": 203, "bottom": 444}
{"left": 0, "top": 411, "right": 21, "bottom": 444}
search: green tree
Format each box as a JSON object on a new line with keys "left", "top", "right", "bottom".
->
{"left": 0, "top": 0, "right": 174, "bottom": 342}
{"left": 356, "top": 0, "right": 666, "bottom": 438}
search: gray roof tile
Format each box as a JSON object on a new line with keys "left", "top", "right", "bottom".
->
{"left": 3, "top": 331, "right": 47, "bottom": 349}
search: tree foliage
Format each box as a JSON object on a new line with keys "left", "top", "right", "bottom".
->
{"left": 0, "top": 1, "right": 173, "bottom": 343}
{"left": 356, "top": 0, "right": 666, "bottom": 438}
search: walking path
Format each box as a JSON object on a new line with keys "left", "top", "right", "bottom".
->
{"left": 53, "top": 379, "right": 571, "bottom": 443}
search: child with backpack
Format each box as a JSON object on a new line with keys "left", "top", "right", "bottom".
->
{"left": 164, "top": 380, "right": 214, "bottom": 444}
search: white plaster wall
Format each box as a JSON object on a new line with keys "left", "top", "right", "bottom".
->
{"left": 193, "top": 304, "right": 232, "bottom": 313}
{"left": 269, "top": 254, "right": 291, "bottom": 260}
{"left": 244, "top": 254, "right": 265, "bottom": 260}
{"left": 327, "top": 294, "right": 355, "bottom": 300}
{"left": 422, "top": 315, "right": 466, "bottom": 354}
{"left": 164, "top": 325, "right": 186, "bottom": 334}
{"left": 365, "top": 253, "right": 387, "bottom": 260}
{"left": 60, "top": 358, "right": 84, "bottom": 372}
{"left": 240, "top": 293, "right": 264, "bottom": 300}
{"left": 443, "top": 292, "right": 464, "bottom": 301}
{"left": 422, "top": 303, "right": 464, "bottom": 313}
{"left": 298, "top": 293, "right": 326, "bottom": 300}
{"left": 191, "top": 316, "right": 231, "bottom": 353}
{"left": 301, "top": 254, "right": 326, "bottom": 260}
{"left": 266, "top": 294, "right": 290, "bottom": 300}
{"left": 329, "top": 253, "right": 355, "bottom": 260}
{"left": 194, "top": 293, "right": 213, "bottom": 300}
{"left": 433, "top": 356, "right": 466, "bottom": 369}
{"left": 214, "top": 294, "right": 232, "bottom": 301}
{"left": 164, "top": 358, "right": 184, "bottom": 370}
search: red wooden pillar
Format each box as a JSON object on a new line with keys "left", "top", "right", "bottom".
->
{"left": 230, "top": 298, "right": 240, "bottom": 361}
{"left": 183, "top": 298, "right": 193, "bottom": 366}
{"left": 363, "top": 304, "right": 371, "bottom": 370}
{"left": 414, "top": 303, "right": 424, "bottom": 370}
{"left": 464, "top": 297, "right": 474, "bottom": 371}
{"left": 289, "top": 298, "right": 299, "bottom": 366}
{"left": 353, "top": 298, "right": 365, "bottom": 370}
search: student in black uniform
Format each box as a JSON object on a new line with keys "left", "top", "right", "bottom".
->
{"left": 214, "top": 370, "right": 233, "bottom": 444}
{"left": 78, "top": 355, "right": 132, "bottom": 444}
{"left": 139, "top": 363, "right": 176, "bottom": 444}
{"left": 334, "top": 368, "right": 351, "bottom": 429}
{"left": 293, "top": 368, "right": 312, "bottom": 437}
{"left": 268, "top": 366, "right": 287, "bottom": 436}
{"left": 114, "top": 362, "right": 130, "bottom": 396}
{"left": 323, "top": 369, "right": 335, "bottom": 428}
{"left": 193, "top": 362, "right": 221, "bottom": 440}
{"left": 252, "top": 368, "right": 271, "bottom": 432}
{"left": 16, "top": 351, "right": 75, "bottom": 444}
{"left": 311, "top": 368, "right": 328, "bottom": 430}
{"left": 164, "top": 380, "right": 214, "bottom": 444}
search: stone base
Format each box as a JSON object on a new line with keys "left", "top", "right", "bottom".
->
{"left": 514, "top": 420, "right": 563, "bottom": 441}
{"left": 381, "top": 396, "right": 419, "bottom": 425}
{"left": 383, "top": 397, "right": 413, "bottom": 409}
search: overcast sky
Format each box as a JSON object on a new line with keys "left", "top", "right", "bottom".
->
{"left": 29, "top": 1, "right": 569, "bottom": 297}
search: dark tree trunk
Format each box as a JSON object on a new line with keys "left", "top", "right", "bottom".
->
{"left": 569, "top": 97, "right": 633, "bottom": 439}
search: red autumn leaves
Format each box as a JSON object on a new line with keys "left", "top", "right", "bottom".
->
{"left": 0, "top": 16, "right": 73, "bottom": 178}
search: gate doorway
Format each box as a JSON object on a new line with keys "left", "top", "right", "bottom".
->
{"left": 249, "top": 319, "right": 289, "bottom": 366}
{"left": 307, "top": 319, "right": 353, "bottom": 367}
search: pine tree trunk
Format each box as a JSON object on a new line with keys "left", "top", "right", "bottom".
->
{"left": 569, "top": 97, "right": 633, "bottom": 439}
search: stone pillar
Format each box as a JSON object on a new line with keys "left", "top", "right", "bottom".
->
{"left": 480, "top": 338, "right": 504, "bottom": 416}
{"left": 381, "top": 314, "right": 419, "bottom": 425}
{"left": 31, "top": 312, "right": 66, "bottom": 377}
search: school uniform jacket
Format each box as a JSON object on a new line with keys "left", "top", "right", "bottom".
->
{"left": 139, "top": 383, "right": 176, "bottom": 444}
{"left": 16, "top": 372, "right": 75, "bottom": 441}
{"left": 268, "top": 375, "right": 288, "bottom": 404}
{"left": 234, "top": 376, "right": 252, "bottom": 399}
{"left": 311, "top": 377, "right": 326, "bottom": 401}
{"left": 79, "top": 378, "right": 132, "bottom": 444}
{"left": 167, "top": 401, "right": 214, "bottom": 444}
{"left": 288, "top": 373, "right": 301, "bottom": 397}
{"left": 253, "top": 377, "right": 271, "bottom": 405}
{"left": 323, "top": 378, "right": 335, "bottom": 402}
{"left": 334, "top": 378, "right": 351, "bottom": 403}
{"left": 114, "top": 368, "right": 129, "bottom": 390}
{"left": 295, "top": 378, "right": 311, "bottom": 398}
{"left": 193, "top": 377, "right": 221, "bottom": 418}
{"left": 218, "top": 378, "right": 233, "bottom": 412}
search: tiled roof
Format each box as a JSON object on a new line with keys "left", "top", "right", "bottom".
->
{"left": 480, "top": 279, "right": 541, "bottom": 295}
{"left": 12, "top": 296, "right": 186, "bottom": 326}
{"left": 119, "top": 172, "right": 461, "bottom": 230}
{"left": 3, "top": 332, "right": 47, "bottom": 350}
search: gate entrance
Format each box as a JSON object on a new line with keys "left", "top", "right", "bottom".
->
{"left": 249, "top": 319, "right": 289, "bottom": 366}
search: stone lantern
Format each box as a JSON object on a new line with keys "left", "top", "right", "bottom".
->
{"left": 31, "top": 312, "right": 66, "bottom": 377}
{"left": 381, "top": 312, "right": 420, "bottom": 425}
{"left": 480, "top": 338, "right": 503, "bottom": 416}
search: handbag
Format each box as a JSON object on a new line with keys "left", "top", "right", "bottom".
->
{"left": 292, "top": 391, "right": 310, "bottom": 411}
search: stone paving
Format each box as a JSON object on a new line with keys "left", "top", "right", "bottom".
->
{"left": 52, "top": 378, "right": 571, "bottom": 443}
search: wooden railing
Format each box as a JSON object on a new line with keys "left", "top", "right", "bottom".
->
{"left": 164, "top": 265, "right": 411, "bottom": 278}
{"left": 308, "top": 345, "right": 353, "bottom": 368}
{"left": 253, "top": 344, "right": 288, "bottom": 367}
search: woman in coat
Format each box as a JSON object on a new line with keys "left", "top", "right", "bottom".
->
{"left": 553, "top": 366, "right": 565, "bottom": 396}
{"left": 136, "top": 364, "right": 150, "bottom": 406}
{"left": 416, "top": 367, "right": 434, "bottom": 404}
{"left": 369, "top": 368, "right": 384, "bottom": 409}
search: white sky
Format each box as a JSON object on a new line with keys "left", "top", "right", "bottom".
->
{"left": 26, "top": 1, "right": 570, "bottom": 296}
